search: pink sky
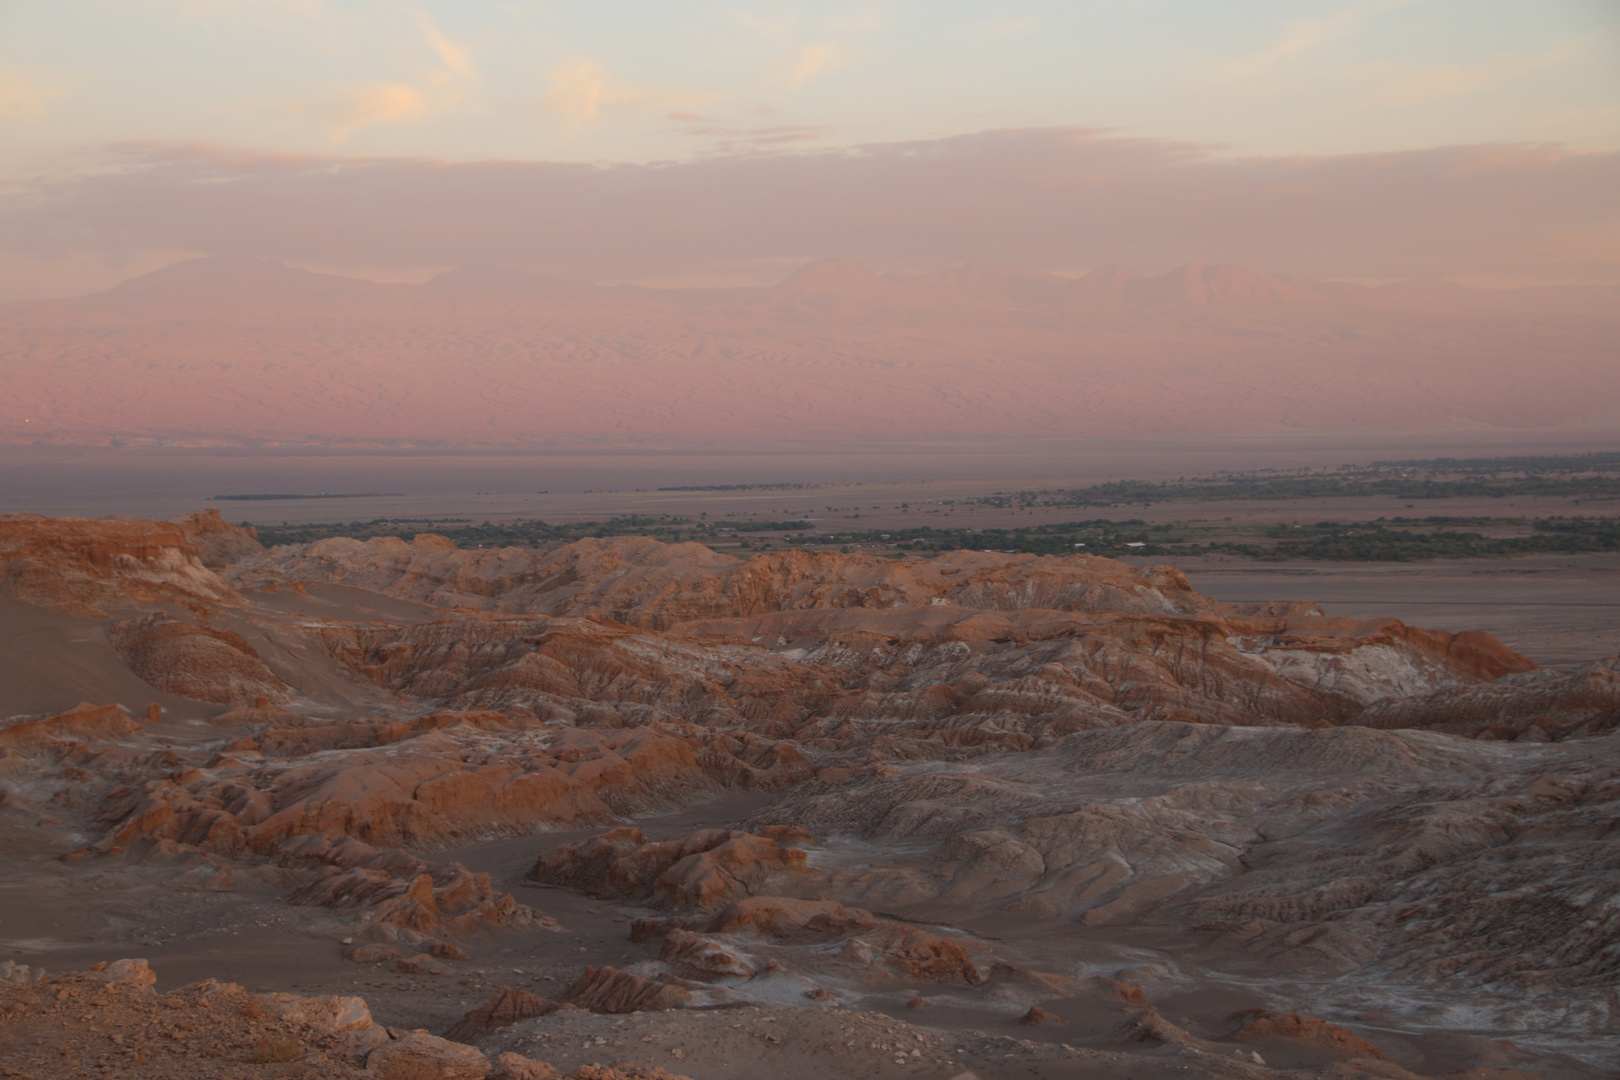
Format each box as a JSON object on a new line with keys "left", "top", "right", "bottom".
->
{"left": 2, "top": 1, "right": 1615, "bottom": 300}
{"left": 0, "top": 2, "right": 1614, "bottom": 453}
{"left": 1, "top": 129, "right": 1615, "bottom": 303}
{"left": 1, "top": 253, "right": 1615, "bottom": 449}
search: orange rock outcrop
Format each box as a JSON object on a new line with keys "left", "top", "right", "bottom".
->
{"left": 0, "top": 512, "right": 239, "bottom": 615}
{"left": 444, "top": 986, "right": 563, "bottom": 1043}
{"left": 5, "top": 515, "right": 1618, "bottom": 1048}
{"left": 1224, "top": 1008, "right": 1388, "bottom": 1060}
{"left": 108, "top": 612, "right": 293, "bottom": 705}
{"left": 560, "top": 966, "right": 690, "bottom": 1013}
{"left": 530, "top": 827, "right": 812, "bottom": 910}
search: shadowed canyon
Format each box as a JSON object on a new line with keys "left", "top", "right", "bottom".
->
{"left": 2, "top": 510, "right": 1617, "bottom": 1079}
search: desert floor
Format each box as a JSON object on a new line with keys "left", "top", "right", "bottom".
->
{"left": 3, "top": 473, "right": 1617, "bottom": 1079}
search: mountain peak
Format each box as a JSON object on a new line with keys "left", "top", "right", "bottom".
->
{"left": 101, "top": 255, "right": 367, "bottom": 307}
{"left": 1141, "top": 262, "right": 1317, "bottom": 308}
{"left": 765, "top": 258, "right": 923, "bottom": 313}
{"left": 902, "top": 261, "right": 1074, "bottom": 306}
{"left": 426, "top": 266, "right": 587, "bottom": 297}
{"left": 106, "top": 254, "right": 299, "bottom": 292}
{"left": 771, "top": 258, "right": 888, "bottom": 292}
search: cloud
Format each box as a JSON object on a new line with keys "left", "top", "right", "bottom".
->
{"left": 541, "top": 57, "right": 618, "bottom": 127}
{"left": 420, "top": 16, "right": 476, "bottom": 81}
{"left": 539, "top": 57, "right": 690, "bottom": 129}
{"left": 4, "top": 128, "right": 1615, "bottom": 285}
{"left": 821, "top": 9, "right": 886, "bottom": 35}
{"left": 159, "top": 0, "right": 330, "bottom": 23}
{"left": 975, "top": 17, "right": 1039, "bottom": 39}
{"left": 731, "top": 10, "right": 797, "bottom": 43}
{"left": 1218, "top": 0, "right": 1416, "bottom": 81}
{"left": 1363, "top": 41, "right": 1584, "bottom": 105}
{"left": 786, "top": 42, "right": 857, "bottom": 90}
{"left": 0, "top": 68, "right": 61, "bottom": 120}
{"left": 293, "top": 16, "right": 476, "bottom": 143}
{"left": 733, "top": 7, "right": 878, "bottom": 91}
{"left": 696, "top": 124, "right": 826, "bottom": 155}
{"left": 300, "top": 83, "right": 431, "bottom": 143}
{"left": 547, "top": 56, "right": 622, "bottom": 127}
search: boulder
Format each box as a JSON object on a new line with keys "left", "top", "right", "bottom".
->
{"left": 445, "top": 987, "right": 562, "bottom": 1043}
{"left": 431, "top": 940, "right": 473, "bottom": 961}
{"left": 0, "top": 961, "right": 41, "bottom": 985}
{"left": 345, "top": 944, "right": 402, "bottom": 963}
{"left": 489, "top": 1053, "right": 559, "bottom": 1080}
{"left": 861, "top": 925, "right": 984, "bottom": 984}
{"left": 564, "top": 1067, "right": 694, "bottom": 1080}
{"left": 657, "top": 930, "right": 755, "bottom": 981}
{"left": 368, "top": 1031, "right": 491, "bottom": 1080}
{"left": 560, "top": 966, "right": 691, "bottom": 1014}
{"left": 1224, "top": 1008, "right": 1388, "bottom": 1060}
{"left": 89, "top": 958, "right": 156, "bottom": 990}
{"left": 703, "top": 896, "right": 877, "bottom": 941}
{"left": 531, "top": 829, "right": 811, "bottom": 912}
{"left": 395, "top": 953, "right": 453, "bottom": 976}
{"left": 258, "top": 991, "right": 377, "bottom": 1035}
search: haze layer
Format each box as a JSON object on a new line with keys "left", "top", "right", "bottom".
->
{"left": 3, "top": 256, "right": 1616, "bottom": 449}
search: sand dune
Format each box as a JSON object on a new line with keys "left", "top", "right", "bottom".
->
{"left": 0, "top": 256, "right": 1614, "bottom": 448}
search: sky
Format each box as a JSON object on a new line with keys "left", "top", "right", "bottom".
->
{"left": 0, "top": 0, "right": 1616, "bottom": 298}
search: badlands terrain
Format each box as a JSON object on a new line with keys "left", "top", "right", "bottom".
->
{"left": 2, "top": 255, "right": 1618, "bottom": 448}
{"left": 2, "top": 509, "right": 1618, "bottom": 1079}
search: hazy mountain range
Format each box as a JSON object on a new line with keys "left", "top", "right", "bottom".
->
{"left": 2, "top": 256, "right": 1615, "bottom": 448}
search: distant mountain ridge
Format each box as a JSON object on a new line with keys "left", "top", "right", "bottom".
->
{"left": 24, "top": 254, "right": 1618, "bottom": 324}
{"left": 0, "top": 255, "right": 1615, "bottom": 448}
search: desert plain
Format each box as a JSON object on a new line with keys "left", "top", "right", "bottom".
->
{"left": 2, "top": 460, "right": 1618, "bottom": 1080}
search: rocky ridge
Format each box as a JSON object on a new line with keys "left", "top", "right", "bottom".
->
{"left": 2, "top": 514, "right": 1618, "bottom": 1078}
{"left": 0, "top": 958, "right": 694, "bottom": 1080}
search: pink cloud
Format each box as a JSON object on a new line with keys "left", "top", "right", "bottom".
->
{"left": 3, "top": 128, "right": 1616, "bottom": 284}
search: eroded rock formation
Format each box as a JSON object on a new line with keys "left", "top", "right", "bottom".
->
{"left": 108, "top": 612, "right": 293, "bottom": 705}
{"left": 0, "top": 512, "right": 241, "bottom": 616}
{"left": 3, "top": 514, "right": 1618, "bottom": 1073}
{"left": 529, "top": 827, "right": 812, "bottom": 910}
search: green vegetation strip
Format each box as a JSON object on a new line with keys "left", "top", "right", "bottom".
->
{"left": 252, "top": 515, "right": 694, "bottom": 548}
{"left": 241, "top": 452, "right": 1620, "bottom": 560}
{"left": 212, "top": 493, "right": 404, "bottom": 501}
{"left": 804, "top": 517, "right": 1620, "bottom": 560}
{"left": 248, "top": 515, "right": 1620, "bottom": 562}
{"left": 969, "top": 451, "right": 1620, "bottom": 507}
